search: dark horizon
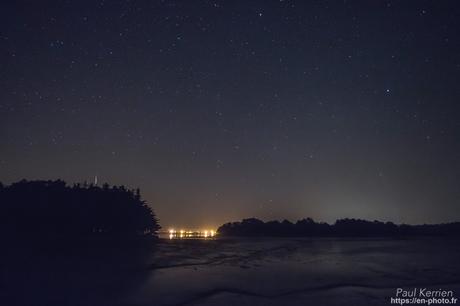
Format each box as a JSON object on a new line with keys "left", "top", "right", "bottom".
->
{"left": 2, "top": 167, "right": 460, "bottom": 229}
{"left": 2, "top": 179, "right": 460, "bottom": 231}
{"left": 2, "top": 1, "right": 460, "bottom": 229}
{"left": 3, "top": 179, "right": 460, "bottom": 242}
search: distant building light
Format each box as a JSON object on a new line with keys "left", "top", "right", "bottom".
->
{"left": 166, "top": 228, "right": 216, "bottom": 239}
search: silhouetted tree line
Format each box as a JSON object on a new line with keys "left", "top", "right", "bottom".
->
{"left": 0, "top": 180, "right": 160, "bottom": 240}
{"left": 217, "top": 218, "right": 460, "bottom": 237}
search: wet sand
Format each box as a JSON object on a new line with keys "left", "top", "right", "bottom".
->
{"left": 136, "top": 237, "right": 460, "bottom": 305}
{"left": 2, "top": 237, "right": 460, "bottom": 306}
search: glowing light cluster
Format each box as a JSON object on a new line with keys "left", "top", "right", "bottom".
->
{"left": 168, "top": 229, "right": 216, "bottom": 239}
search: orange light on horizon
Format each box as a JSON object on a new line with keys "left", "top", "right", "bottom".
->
{"left": 169, "top": 229, "right": 175, "bottom": 239}
{"left": 166, "top": 228, "right": 217, "bottom": 239}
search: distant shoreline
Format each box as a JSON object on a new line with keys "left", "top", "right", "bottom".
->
{"left": 217, "top": 218, "right": 460, "bottom": 238}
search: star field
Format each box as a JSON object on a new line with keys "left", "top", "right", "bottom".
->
{"left": 1, "top": 1, "right": 460, "bottom": 228}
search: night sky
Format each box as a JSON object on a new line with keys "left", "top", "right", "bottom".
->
{"left": 1, "top": 1, "right": 460, "bottom": 229}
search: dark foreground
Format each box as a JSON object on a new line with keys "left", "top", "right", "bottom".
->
{"left": 2, "top": 237, "right": 460, "bottom": 306}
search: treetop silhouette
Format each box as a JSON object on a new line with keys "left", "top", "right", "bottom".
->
{"left": 217, "top": 217, "right": 460, "bottom": 237}
{"left": 0, "top": 180, "right": 160, "bottom": 240}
